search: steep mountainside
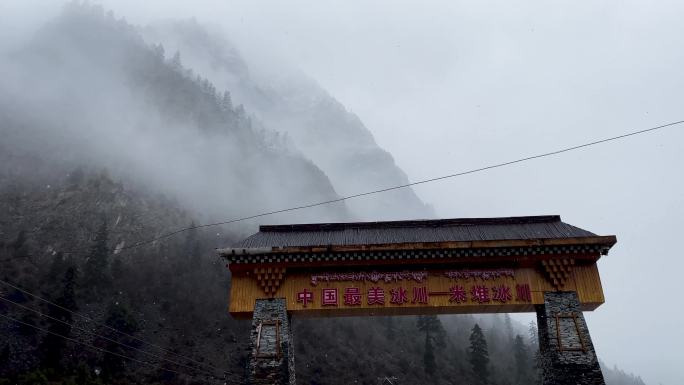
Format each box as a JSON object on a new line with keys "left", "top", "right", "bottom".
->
{"left": 143, "top": 20, "right": 433, "bottom": 221}
{"left": 0, "top": 3, "right": 347, "bottom": 230}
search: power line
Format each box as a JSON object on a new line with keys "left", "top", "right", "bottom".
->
{"left": 0, "top": 295, "right": 221, "bottom": 378}
{"left": 0, "top": 278, "right": 226, "bottom": 376}
{"left": 0, "top": 308, "right": 246, "bottom": 383}
{"left": 8, "top": 119, "right": 683, "bottom": 257}
{"left": 78, "top": 118, "right": 683, "bottom": 255}
{"left": 0, "top": 312, "right": 189, "bottom": 377}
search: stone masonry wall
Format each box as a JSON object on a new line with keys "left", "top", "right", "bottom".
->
{"left": 536, "top": 291, "right": 605, "bottom": 385}
{"left": 247, "top": 298, "right": 296, "bottom": 385}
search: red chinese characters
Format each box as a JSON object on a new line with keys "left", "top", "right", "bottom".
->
{"left": 390, "top": 287, "right": 408, "bottom": 305}
{"left": 449, "top": 285, "right": 467, "bottom": 303}
{"left": 297, "top": 289, "right": 313, "bottom": 307}
{"left": 412, "top": 286, "right": 429, "bottom": 304}
{"left": 322, "top": 288, "right": 338, "bottom": 306}
{"left": 516, "top": 284, "right": 532, "bottom": 302}
{"left": 344, "top": 287, "right": 362, "bottom": 306}
{"left": 471, "top": 285, "right": 490, "bottom": 303}
{"left": 297, "top": 281, "right": 531, "bottom": 309}
{"left": 492, "top": 285, "right": 512, "bottom": 303}
{"left": 368, "top": 287, "right": 385, "bottom": 305}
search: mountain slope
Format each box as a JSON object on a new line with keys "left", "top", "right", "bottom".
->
{"left": 0, "top": 3, "right": 348, "bottom": 230}
{"left": 143, "top": 20, "right": 433, "bottom": 221}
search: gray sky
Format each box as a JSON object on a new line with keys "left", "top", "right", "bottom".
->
{"left": 5, "top": 1, "right": 684, "bottom": 383}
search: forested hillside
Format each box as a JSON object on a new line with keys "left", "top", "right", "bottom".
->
{"left": 0, "top": 2, "right": 346, "bottom": 229}
{"left": 0, "top": 3, "right": 645, "bottom": 385}
{"left": 143, "top": 20, "right": 433, "bottom": 221}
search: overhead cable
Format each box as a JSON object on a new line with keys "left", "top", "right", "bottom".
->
{"left": 102, "top": 119, "right": 684, "bottom": 254}
{"left": 0, "top": 278, "right": 225, "bottom": 376}
{"left": 0, "top": 295, "right": 221, "bottom": 378}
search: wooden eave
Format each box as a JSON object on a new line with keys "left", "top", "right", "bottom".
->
{"left": 219, "top": 235, "right": 617, "bottom": 268}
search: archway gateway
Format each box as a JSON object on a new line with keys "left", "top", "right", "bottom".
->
{"left": 219, "top": 215, "right": 616, "bottom": 385}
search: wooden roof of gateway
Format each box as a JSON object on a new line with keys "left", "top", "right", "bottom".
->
{"left": 238, "top": 215, "right": 596, "bottom": 247}
{"left": 219, "top": 215, "right": 617, "bottom": 266}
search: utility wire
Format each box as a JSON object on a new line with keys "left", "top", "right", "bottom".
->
{"left": 0, "top": 312, "right": 187, "bottom": 377}
{"left": 79, "top": 118, "right": 683, "bottom": 255}
{"left": 0, "top": 305, "right": 245, "bottom": 384}
{"left": 0, "top": 278, "right": 226, "bottom": 376}
{"left": 0, "top": 295, "right": 221, "bottom": 378}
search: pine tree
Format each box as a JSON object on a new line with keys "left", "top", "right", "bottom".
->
{"left": 221, "top": 91, "right": 233, "bottom": 111}
{"left": 111, "top": 256, "right": 124, "bottom": 282}
{"left": 82, "top": 219, "right": 110, "bottom": 297}
{"left": 235, "top": 104, "right": 246, "bottom": 119}
{"left": 513, "top": 334, "right": 530, "bottom": 384}
{"left": 423, "top": 333, "right": 436, "bottom": 376}
{"left": 46, "top": 252, "right": 68, "bottom": 285}
{"left": 416, "top": 315, "right": 446, "bottom": 376}
{"left": 170, "top": 50, "right": 182, "bottom": 70}
{"left": 504, "top": 314, "right": 514, "bottom": 340}
{"left": 468, "top": 323, "right": 490, "bottom": 385}
{"left": 100, "top": 301, "right": 139, "bottom": 379}
{"left": 41, "top": 259, "right": 78, "bottom": 370}
{"left": 528, "top": 321, "right": 542, "bottom": 384}
{"left": 528, "top": 321, "right": 538, "bottom": 346}
{"left": 12, "top": 230, "right": 28, "bottom": 257}
{"left": 152, "top": 43, "right": 165, "bottom": 59}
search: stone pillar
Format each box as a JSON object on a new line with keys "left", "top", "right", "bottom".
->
{"left": 536, "top": 292, "right": 605, "bottom": 385}
{"left": 247, "top": 298, "right": 296, "bottom": 385}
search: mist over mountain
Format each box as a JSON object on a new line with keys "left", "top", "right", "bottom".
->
{"left": 0, "top": 3, "right": 348, "bottom": 232}
{"left": 142, "top": 19, "right": 433, "bottom": 221}
{"left": 0, "top": 3, "right": 645, "bottom": 385}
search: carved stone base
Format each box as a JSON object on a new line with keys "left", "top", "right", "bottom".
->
{"left": 536, "top": 291, "right": 605, "bottom": 385}
{"left": 247, "top": 298, "right": 295, "bottom": 385}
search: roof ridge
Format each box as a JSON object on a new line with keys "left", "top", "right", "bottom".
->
{"left": 258, "top": 215, "right": 561, "bottom": 233}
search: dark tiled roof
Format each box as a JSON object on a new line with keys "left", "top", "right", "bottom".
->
{"left": 237, "top": 215, "right": 596, "bottom": 248}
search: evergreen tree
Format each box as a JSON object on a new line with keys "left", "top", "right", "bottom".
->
{"left": 41, "top": 259, "right": 78, "bottom": 370}
{"left": 416, "top": 315, "right": 446, "bottom": 376}
{"left": 235, "top": 104, "right": 246, "bottom": 119}
{"left": 100, "top": 302, "right": 138, "bottom": 380}
{"left": 528, "top": 321, "right": 538, "bottom": 346}
{"left": 513, "top": 334, "right": 530, "bottom": 385}
{"left": 46, "top": 252, "right": 68, "bottom": 286}
{"left": 170, "top": 50, "right": 182, "bottom": 70}
{"left": 110, "top": 256, "right": 125, "bottom": 282}
{"left": 468, "top": 323, "right": 490, "bottom": 385}
{"left": 528, "top": 321, "right": 542, "bottom": 384}
{"left": 423, "top": 333, "right": 436, "bottom": 376}
{"left": 504, "top": 314, "right": 514, "bottom": 340}
{"left": 82, "top": 219, "right": 110, "bottom": 297}
{"left": 12, "top": 230, "right": 28, "bottom": 257}
{"left": 152, "top": 43, "right": 165, "bottom": 59}
{"left": 221, "top": 91, "right": 233, "bottom": 111}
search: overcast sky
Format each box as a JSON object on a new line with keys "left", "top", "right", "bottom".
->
{"left": 4, "top": 1, "right": 684, "bottom": 383}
